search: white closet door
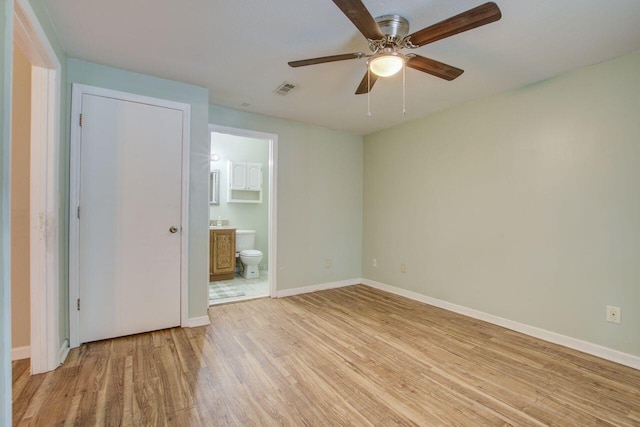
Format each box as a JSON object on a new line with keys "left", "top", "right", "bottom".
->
{"left": 78, "top": 93, "right": 183, "bottom": 343}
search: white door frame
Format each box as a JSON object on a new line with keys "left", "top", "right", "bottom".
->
{"left": 208, "top": 124, "right": 278, "bottom": 298}
{"left": 69, "top": 84, "right": 191, "bottom": 348}
{"left": 14, "top": 0, "right": 62, "bottom": 374}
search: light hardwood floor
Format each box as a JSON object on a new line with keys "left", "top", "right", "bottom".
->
{"left": 12, "top": 285, "right": 640, "bottom": 426}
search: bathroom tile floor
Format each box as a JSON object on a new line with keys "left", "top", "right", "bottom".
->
{"left": 209, "top": 270, "right": 269, "bottom": 306}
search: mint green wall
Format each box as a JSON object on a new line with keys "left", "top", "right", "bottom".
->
{"left": 209, "top": 105, "right": 363, "bottom": 290}
{"left": 363, "top": 51, "right": 640, "bottom": 357}
{"left": 1, "top": 0, "right": 14, "bottom": 422}
{"left": 67, "top": 59, "right": 210, "bottom": 320}
{"left": 210, "top": 133, "right": 269, "bottom": 269}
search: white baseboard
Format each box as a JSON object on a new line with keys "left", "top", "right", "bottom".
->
{"left": 275, "top": 278, "right": 360, "bottom": 298}
{"left": 186, "top": 315, "right": 211, "bottom": 328}
{"left": 12, "top": 346, "right": 30, "bottom": 361}
{"left": 362, "top": 278, "right": 640, "bottom": 371}
{"left": 58, "top": 339, "right": 70, "bottom": 365}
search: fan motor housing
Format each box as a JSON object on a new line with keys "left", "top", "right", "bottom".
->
{"left": 375, "top": 15, "right": 410, "bottom": 39}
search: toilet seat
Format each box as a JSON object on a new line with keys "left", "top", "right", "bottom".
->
{"left": 240, "top": 249, "right": 262, "bottom": 257}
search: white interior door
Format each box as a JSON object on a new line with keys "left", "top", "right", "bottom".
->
{"left": 78, "top": 93, "right": 183, "bottom": 343}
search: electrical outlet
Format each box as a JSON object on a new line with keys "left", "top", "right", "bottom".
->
{"left": 606, "top": 306, "right": 621, "bottom": 324}
{"left": 401, "top": 263, "right": 407, "bottom": 273}
{"left": 372, "top": 258, "right": 377, "bottom": 268}
{"left": 324, "top": 258, "right": 331, "bottom": 268}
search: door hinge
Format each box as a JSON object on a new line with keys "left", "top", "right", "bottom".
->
{"left": 79, "top": 114, "right": 83, "bottom": 127}
{"left": 77, "top": 206, "right": 80, "bottom": 219}
{"left": 77, "top": 298, "right": 80, "bottom": 311}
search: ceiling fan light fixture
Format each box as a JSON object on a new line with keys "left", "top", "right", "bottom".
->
{"left": 368, "top": 52, "right": 405, "bottom": 77}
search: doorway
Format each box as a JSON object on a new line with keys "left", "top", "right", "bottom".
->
{"left": 11, "top": 0, "right": 63, "bottom": 375}
{"left": 10, "top": 35, "right": 32, "bottom": 364}
{"left": 208, "top": 125, "right": 277, "bottom": 305}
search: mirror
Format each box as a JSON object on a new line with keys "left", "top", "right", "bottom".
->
{"left": 209, "top": 170, "right": 220, "bottom": 205}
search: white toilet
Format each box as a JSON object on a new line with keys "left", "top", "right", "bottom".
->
{"left": 235, "top": 230, "right": 263, "bottom": 279}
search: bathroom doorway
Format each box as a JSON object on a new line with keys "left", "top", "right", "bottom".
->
{"left": 208, "top": 125, "right": 277, "bottom": 305}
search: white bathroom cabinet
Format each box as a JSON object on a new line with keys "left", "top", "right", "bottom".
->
{"left": 228, "top": 161, "right": 263, "bottom": 203}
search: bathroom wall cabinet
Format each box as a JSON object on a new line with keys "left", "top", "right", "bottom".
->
{"left": 228, "top": 161, "right": 262, "bottom": 203}
{"left": 210, "top": 228, "right": 236, "bottom": 281}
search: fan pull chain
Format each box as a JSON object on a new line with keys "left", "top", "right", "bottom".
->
{"left": 367, "top": 67, "right": 372, "bottom": 117}
{"left": 402, "top": 65, "right": 406, "bottom": 118}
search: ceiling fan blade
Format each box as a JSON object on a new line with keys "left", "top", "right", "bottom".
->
{"left": 408, "top": 2, "right": 501, "bottom": 47}
{"left": 332, "top": 0, "right": 384, "bottom": 40}
{"left": 288, "top": 52, "right": 365, "bottom": 68}
{"left": 406, "top": 55, "right": 464, "bottom": 81}
{"left": 355, "top": 71, "right": 378, "bottom": 94}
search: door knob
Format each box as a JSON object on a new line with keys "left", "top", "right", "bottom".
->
{"left": 169, "top": 226, "right": 179, "bottom": 233}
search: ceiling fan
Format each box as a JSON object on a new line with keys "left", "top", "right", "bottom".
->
{"left": 288, "top": 1, "right": 502, "bottom": 95}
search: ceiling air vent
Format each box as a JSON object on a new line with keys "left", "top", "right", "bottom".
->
{"left": 274, "top": 82, "right": 296, "bottom": 96}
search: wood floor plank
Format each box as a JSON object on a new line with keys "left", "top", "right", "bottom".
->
{"left": 12, "top": 285, "right": 640, "bottom": 426}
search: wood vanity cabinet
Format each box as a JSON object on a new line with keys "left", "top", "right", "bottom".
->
{"left": 210, "top": 228, "right": 236, "bottom": 281}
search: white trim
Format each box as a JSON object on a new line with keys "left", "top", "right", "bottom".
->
{"left": 179, "top": 108, "right": 191, "bottom": 330}
{"left": 362, "top": 278, "right": 640, "bottom": 370}
{"left": 68, "top": 86, "right": 81, "bottom": 348}
{"left": 186, "top": 316, "right": 211, "bottom": 328}
{"left": 14, "top": 0, "right": 56, "bottom": 69}
{"left": 207, "top": 124, "right": 278, "bottom": 299}
{"left": 58, "top": 339, "right": 69, "bottom": 365}
{"left": 14, "top": 0, "right": 62, "bottom": 375}
{"left": 11, "top": 346, "right": 30, "bottom": 361}
{"left": 69, "top": 84, "right": 191, "bottom": 348}
{"left": 275, "top": 278, "right": 360, "bottom": 298}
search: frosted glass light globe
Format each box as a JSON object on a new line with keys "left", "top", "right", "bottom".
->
{"left": 369, "top": 54, "right": 404, "bottom": 77}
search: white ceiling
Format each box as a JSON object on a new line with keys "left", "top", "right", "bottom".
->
{"left": 43, "top": 0, "right": 640, "bottom": 135}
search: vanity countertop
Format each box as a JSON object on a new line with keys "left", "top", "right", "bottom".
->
{"left": 209, "top": 226, "right": 237, "bottom": 230}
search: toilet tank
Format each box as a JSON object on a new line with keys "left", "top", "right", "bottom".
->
{"left": 235, "top": 229, "right": 256, "bottom": 252}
